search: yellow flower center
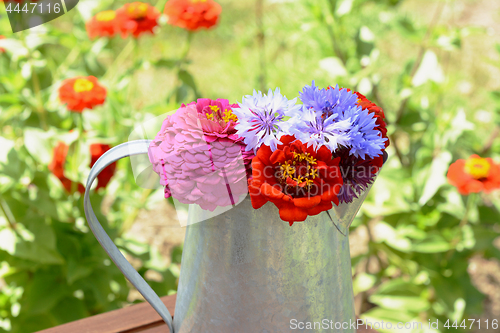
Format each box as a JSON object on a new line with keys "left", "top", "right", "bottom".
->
{"left": 96, "top": 10, "right": 116, "bottom": 22}
{"left": 73, "top": 79, "right": 94, "bottom": 93}
{"left": 191, "top": 0, "right": 208, "bottom": 3}
{"left": 278, "top": 152, "right": 318, "bottom": 190}
{"left": 127, "top": 2, "right": 149, "bottom": 19}
{"left": 204, "top": 105, "right": 238, "bottom": 123}
{"left": 222, "top": 109, "right": 238, "bottom": 123}
{"left": 464, "top": 157, "right": 491, "bottom": 179}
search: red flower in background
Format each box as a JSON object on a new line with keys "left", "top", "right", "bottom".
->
{"left": 58, "top": 76, "right": 107, "bottom": 112}
{"left": 116, "top": 2, "right": 161, "bottom": 38}
{"left": 164, "top": 0, "right": 221, "bottom": 31}
{"left": 248, "top": 135, "right": 343, "bottom": 225}
{"left": 447, "top": 154, "right": 500, "bottom": 195}
{"left": 49, "top": 142, "right": 116, "bottom": 194}
{"left": 86, "top": 10, "right": 119, "bottom": 39}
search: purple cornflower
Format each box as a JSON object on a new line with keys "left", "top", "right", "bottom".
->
{"left": 233, "top": 88, "right": 301, "bottom": 153}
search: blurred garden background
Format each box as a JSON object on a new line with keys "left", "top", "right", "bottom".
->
{"left": 1, "top": 0, "right": 500, "bottom": 332}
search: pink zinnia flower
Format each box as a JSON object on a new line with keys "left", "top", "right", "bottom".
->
{"left": 148, "top": 99, "right": 254, "bottom": 211}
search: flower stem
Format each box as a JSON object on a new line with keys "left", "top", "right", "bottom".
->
{"left": 103, "top": 40, "right": 135, "bottom": 83}
{"left": 0, "top": 196, "right": 17, "bottom": 231}
{"left": 181, "top": 32, "right": 193, "bottom": 62}
{"left": 444, "top": 193, "right": 476, "bottom": 261}
{"left": 394, "top": 1, "right": 445, "bottom": 125}
{"left": 71, "top": 113, "right": 84, "bottom": 194}
{"left": 323, "top": 0, "right": 346, "bottom": 66}
{"left": 256, "top": 0, "right": 267, "bottom": 92}
{"left": 169, "top": 32, "right": 194, "bottom": 104}
{"left": 21, "top": 32, "right": 48, "bottom": 130}
{"left": 54, "top": 46, "right": 80, "bottom": 82}
{"left": 480, "top": 126, "right": 500, "bottom": 154}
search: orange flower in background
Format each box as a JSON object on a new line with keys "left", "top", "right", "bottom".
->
{"left": 49, "top": 142, "right": 116, "bottom": 194}
{"left": 116, "top": 2, "right": 161, "bottom": 38}
{"left": 58, "top": 76, "right": 107, "bottom": 112}
{"left": 164, "top": 0, "right": 221, "bottom": 32}
{"left": 86, "top": 10, "right": 119, "bottom": 39}
{"left": 447, "top": 154, "right": 500, "bottom": 195}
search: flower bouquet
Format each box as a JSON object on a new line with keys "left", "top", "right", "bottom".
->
{"left": 85, "top": 81, "right": 390, "bottom": 332}
{"left": 145, "top": 82, "right": 391, "bottom": 332}
{"left": 148, "top": 81, "right": 389, "bottom": 226}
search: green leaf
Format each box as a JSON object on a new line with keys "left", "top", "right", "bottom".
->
{"left": 51, "top": 296, "right": 89, "bottom": 324}
{"left": 412, "top": 234, "right": 450, "bottom": 253}
{"left": 412, "top": 51, "right": 445, "bottom": 87}
{"left": 21, "top": 269, "right": 70, "bottom": 315}
{"left": 0, "top": 221, "right": 64, "bottom": 265}
{"left": 178, "top": 69, "right": 200, "bottom": 98}
{"left": 23, "top": 128, "right": 53, "bottom": 164}
{"left": 372, "top": 221, "right": 412, "bottom": 252}
{"left": 0, "top": 137, "right": 15, "bottom": 165}
{"left": 356, "top": 26, "right": 375, "bottom": 57}
{"left": 361, "top": 307, "right": 417, "bottom": 329}
{"left": 335, "top": 0, "right": 353, "bottom": 16}
{"left": 369, "top": 294, "right": 430, "bottom": 312}
{"left": 155, "top": 59, "right": 179, "bottom": 68}
{"left": 66, "top": 259, "right": 94, "bottom": 285}
{"left": 353, "top": 273, "right": 376, "bottom": 294}
{"left": 171, "top": 245, "right": 183, "bottom": 264}
{"left": 64, "top": 139, "right": 90, "bottom": 183}
{"left": 174, "top": 84, "right": 189, "bottom": 104}
{"left": 418, "top": 151, "right": 452, "bottom": 206}
{"left": 10, "top": 313, "right": 56, "bottom": 333}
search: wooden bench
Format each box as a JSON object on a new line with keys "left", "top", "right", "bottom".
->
{"left": 37, "top": 294, "right": 379, "bottom": 332}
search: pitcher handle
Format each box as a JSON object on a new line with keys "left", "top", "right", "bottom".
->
{"left": 83, "top": 140, "right": 174, "bottom": 333}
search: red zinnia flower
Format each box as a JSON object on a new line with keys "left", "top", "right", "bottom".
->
{"left": 58, "top": 76, "right": 107, "bottom": 112}
{"left": 164, "top": 0, "right": 221, "bottom": 32}
{"left": 49, "top": 142, "right": 117, "bottom": 194}
{"left": 86, "top": 10, "right": 119, "bottom": 39}
{"left": 447, "top": 155, "right": 500, "bottom": 195}
{"left": 116, "top": 2, "right": 161, "bottom": 38}
{"left": 248, "top": 135, "right": 343, "bottom": 226}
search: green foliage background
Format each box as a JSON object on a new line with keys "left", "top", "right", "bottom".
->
{"left": 1, "top": 0, "right": 500, "bottom": 332}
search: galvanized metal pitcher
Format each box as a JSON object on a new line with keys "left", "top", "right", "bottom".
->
{"left": 84, "top": 140, "right": 375, "bottom": 333}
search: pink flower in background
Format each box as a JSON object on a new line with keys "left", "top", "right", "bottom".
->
{"left": 149, "top": 99, "right": 254, "bottom": 211}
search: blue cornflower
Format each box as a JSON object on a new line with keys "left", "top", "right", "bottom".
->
{"left": 299, "top": 81, "right": 359, "bottom": 118}
{"left": 292, "top": 82, "right": 386, "bottom": 159}
{"left": 339, "top": 106, "right": 387, "bottom": 159}
{"left": 233, "top": 88, "right": 301, "bottom": 153}
{"left": 287, "top": 106, "right": 351, "bottom": 152}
